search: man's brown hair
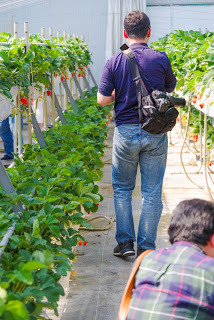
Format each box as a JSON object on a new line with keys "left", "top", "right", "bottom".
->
{"left": 124, "top": 10, "right": 150, "bottom": 39}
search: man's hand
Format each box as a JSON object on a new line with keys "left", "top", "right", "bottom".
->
{"left": 97, "top": 90, "right": 115, "bottom": 107}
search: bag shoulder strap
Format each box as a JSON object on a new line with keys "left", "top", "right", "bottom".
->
{"left": 123, "top": 49, "right": 148, "bottom": 96}
{"left": 134, "top": 58, "right": 155, "bottom": 92}
{"left": 118, "top": 249, "right": 154, "bottom": 320}
{"left": 123, "top": 49, "right": 146, "bottom": 122}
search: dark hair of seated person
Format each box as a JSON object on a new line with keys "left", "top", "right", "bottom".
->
{"left": 168, "top": 198, "right": 214, "bottom": 246}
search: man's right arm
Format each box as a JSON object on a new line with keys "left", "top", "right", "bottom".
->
{"left": 97, "top": 59, "right": 115, "bottom": 107}
{"left": 97, "top": 90, "right": 115, "bottom": 107}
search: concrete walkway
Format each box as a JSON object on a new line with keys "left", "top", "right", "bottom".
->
{"left": 61, "top": 122, "right": 211, "bottom": 320}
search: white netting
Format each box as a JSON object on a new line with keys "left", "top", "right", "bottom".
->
{"left": 0, "top": 87, "right": 17, "bottom": 122}
{"left": 0, "top": 98, "right": 12, "bottom": 122}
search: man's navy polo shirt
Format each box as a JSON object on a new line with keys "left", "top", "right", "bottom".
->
{"left": 98, "top": 43, "right": 177, "bottom": 127}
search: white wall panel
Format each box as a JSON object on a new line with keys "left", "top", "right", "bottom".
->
{"left": 147, "top": 4, "right": 214, "bottom": 44}
{"left": 147, "top": 6, "right": 172, "bottom": 44}
{"left": 173, "top": 5, "right": 214, "bottom": 32}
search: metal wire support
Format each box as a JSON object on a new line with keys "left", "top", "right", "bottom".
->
{"left": 179, "top": 103, "right": 214, "bottom": 200}
{"left": 203, "top": 114, "right": 214, "bottom": 200}
{"left": 0, "top": 162, "right": 24, "bottom": 258}
{"left": 180, "top": 103, "right": 204, "bottom": 189}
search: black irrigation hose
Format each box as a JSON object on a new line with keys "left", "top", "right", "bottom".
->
{"left": 79, "top": 216, "right": 113, "bottom": 231}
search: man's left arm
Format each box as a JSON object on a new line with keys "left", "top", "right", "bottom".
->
{"left": 97, "top": 59, "right": 115, "bottom": 107}
{"left": 165, "top": 56, "right": 177, "bottom": 93}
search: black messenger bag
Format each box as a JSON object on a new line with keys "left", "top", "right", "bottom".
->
{"left": 123, "top": 49, "right": 185, "bottom": 134}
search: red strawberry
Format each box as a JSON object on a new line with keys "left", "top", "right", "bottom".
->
{"left": 199, "top": 103, "right": 204, "bottom": 109}
{"left": 83, "top": 241, "right": 87, "bottom": 246}
{"left": 47, "top": 90, "right": 51, "bottom": 96}
{"left": 193, "top": 134, "right": 198, "bottom": 143}
{"left": 61, "top": 76, "right": 65, "bottom": 81}
{"left": 87, "top": 212, "right": 90, "bottom": 215}
{"left": 78, "top": 240, "right": 82, "bottom": 246}
{"left": 20, "top": 97, "right": 28, "bottom": 106}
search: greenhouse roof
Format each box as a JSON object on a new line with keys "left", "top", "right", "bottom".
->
{"left": 147, "top": 0, "right": 213, "bottom": 5}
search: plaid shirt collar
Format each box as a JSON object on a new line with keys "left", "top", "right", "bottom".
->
{"left": 172, "top": 240, "right": 207, "bottom": 256}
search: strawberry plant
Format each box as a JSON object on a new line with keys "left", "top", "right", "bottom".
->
{"left": 0, "top": 26, "right": 108, "bottom": 318}
{"left": 0, "top": 87, "right": 112, "bottom": 319}
{"left": 151, "top": 30, "right": 214, "bottom": 146}
{"left": 0, "top": 32, "right": 91, "bottom": 104}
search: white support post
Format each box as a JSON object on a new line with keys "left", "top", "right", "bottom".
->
{"left": 57, "top": 31, "right": 63, "bottom": 108}
{"left": 43, "top": 91, "right": 47, "bottom": 131}
{"left": 59, "top": 82, "right": 63, "bottom": 107}
{"left": 49, "top": 27, "right": 55, "bottom": 126}
{"left": 18, "top": 110, "right": 22, "bottom": 154}
{"left": 57, "top": 31, "right": 60, "bottom": 43}
{"left": 24, "top": 22, "right": 29, "bottom": 50}
{"left": 80, "top": 35, "right": 86, "bottom": 92}
{"left": 14, "top": 22, "right": 18, "bottom": 38}
{"left": 14, "top": 23, "right": 22, "bottom": 153}
{"left": 41, "top": 28, "right": 47, "bottom": 130}
{"left": 51, "top": 72, "right": 55, "bottom": 126}
{"left": 25, "top": 22, "right": 46, "bottom": 148}
{"left": 63, "top": 31, "right": 68, "bottom": 110}
{"left": 70, "top": 77, "right": 73, "bottom": 97}
{"left": 14, "top": 114, "right": 18, "bottom": 155}
{"left": 75, "top": 65, "right": 78, "bottom": 98}
{"left": 13, "top": 22, "right": 18, "bottom": 153}
{"left": 63, "top": 31, "right": 66, "bottom": 42}
{"left": 49, "top": 27, "right": 53, "bottom": 42}
{"left": 24, "top": 22, "right": 32, "bottom": 145}
{"left": 41, "top": 27, "right": 45, "bottom": 40}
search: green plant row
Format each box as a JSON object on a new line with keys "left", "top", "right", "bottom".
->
{"left": 0, "top": 32, "right": 91, "bottom": 100}
{"left": 0, "top": 88, "right": 112, "bottom": 320}
{"left": 151, "top": 30, "right": 214, "bottom": 146}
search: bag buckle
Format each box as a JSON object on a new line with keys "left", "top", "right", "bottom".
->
{"left": 133, "top": 76, "right": 141, "bottom": 82}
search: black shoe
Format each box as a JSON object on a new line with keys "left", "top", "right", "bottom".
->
{"left": 137, "top": 248, "right": 147, "bottom": 258}
{"left": 1, "top": 155, "right": 13, "bottom": 160}
{"left": 113, "top": 241, "right": 135, "bottom": 257}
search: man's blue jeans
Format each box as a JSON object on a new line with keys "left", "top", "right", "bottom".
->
{"left": 112, "top": 124, "right": 168, "bottom": 250}
{"left": 0, "top": 115, "right": 23, "bottom": 158}
{"left": 0, "top": 116, "right": 14, "bottom": 158}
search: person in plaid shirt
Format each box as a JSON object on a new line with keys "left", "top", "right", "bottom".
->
{"left": 127, "top": 198, "right": 214, "bottom": 319}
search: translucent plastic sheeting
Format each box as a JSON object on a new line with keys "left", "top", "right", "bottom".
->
{"left": 147, "top": 1, "right": 213, "bottom": 5}
{"left": 105, "top": 0, "right": 147, "bottom": 60}
{"left": 0, "top": 0, "right": 42, "bottom": 12}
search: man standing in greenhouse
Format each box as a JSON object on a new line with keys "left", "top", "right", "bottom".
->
{"left": 97, "top": 10, "right": 176, "bottom": 257}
